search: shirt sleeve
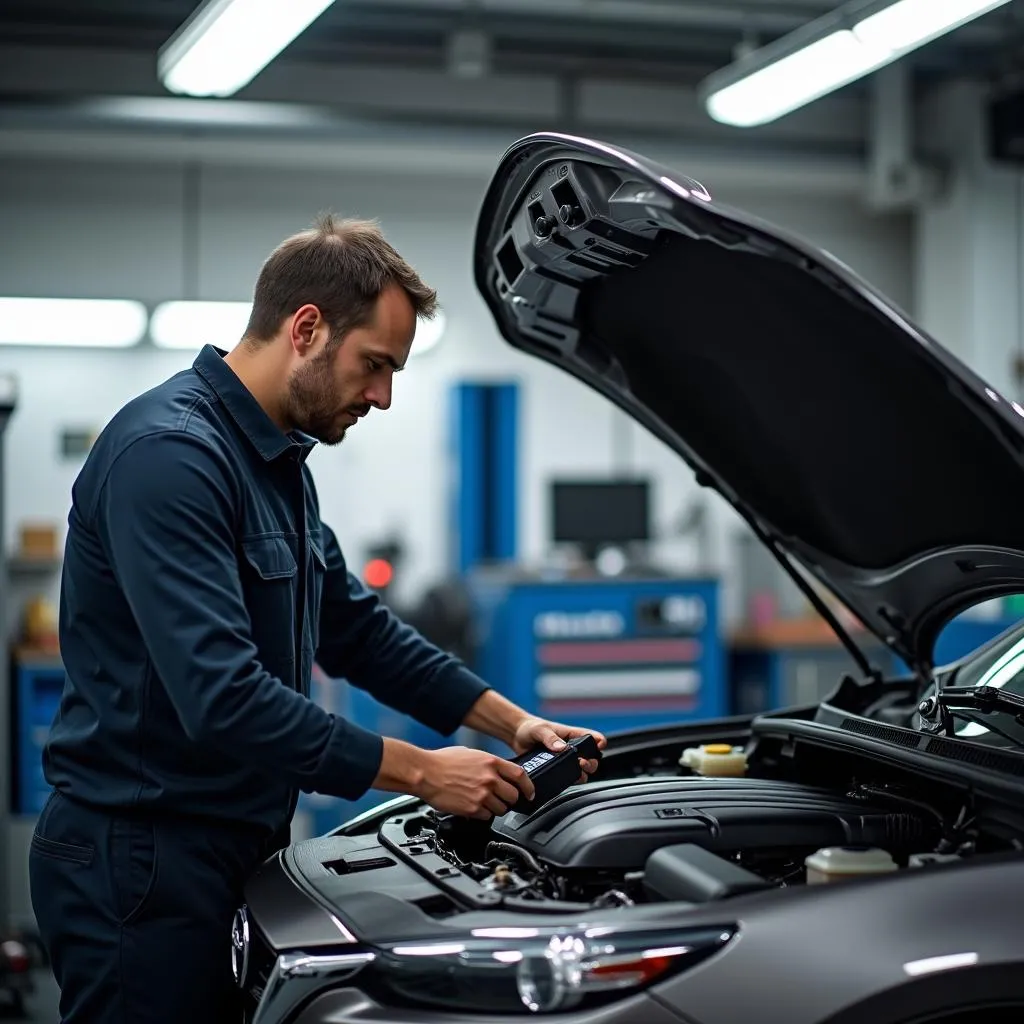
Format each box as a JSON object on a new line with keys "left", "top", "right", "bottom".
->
{"left": 315, "top": 521, "right": 490, "bottom": 736}
{"left": 94, "top": 430, "right": 384, "bottom": 800}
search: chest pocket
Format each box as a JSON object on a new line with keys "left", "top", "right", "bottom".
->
{"left": 240, "top": 535, "right": 298, "bottom": 660}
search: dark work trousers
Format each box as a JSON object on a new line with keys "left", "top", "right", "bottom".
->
{"left": 29, "top": 789, "right": 289, "bottom": 1023}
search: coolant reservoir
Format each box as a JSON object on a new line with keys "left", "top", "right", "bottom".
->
{"left": 805, "top": 846, "right": 898, "bottom": 885}
{"left": 680, "top": 744, "right": 748, "bottom": 777}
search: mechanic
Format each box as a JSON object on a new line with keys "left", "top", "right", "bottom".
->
{"left": 29, "top": 214, "right": 605, "bottom": 1024}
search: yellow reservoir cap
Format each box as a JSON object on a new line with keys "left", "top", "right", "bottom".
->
{"left": 680, "top": 744, "right": 748, "bottom": 776}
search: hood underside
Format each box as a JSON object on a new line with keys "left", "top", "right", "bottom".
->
{"left": 473, "top": 132, "right": 1024, "bottom": 669}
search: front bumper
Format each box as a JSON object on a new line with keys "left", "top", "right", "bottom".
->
{"left": 255, "top": 982, "right": 684, "bottom": 1024}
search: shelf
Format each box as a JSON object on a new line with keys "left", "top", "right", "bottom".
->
{"left": 729, "top": 618, "right": 873, "bottom": 651}
{"left": 13, "top": 645, "right": 62, "bottom": 669}
{"left": 7, "top": 555, "right": 61, "bottom": 575}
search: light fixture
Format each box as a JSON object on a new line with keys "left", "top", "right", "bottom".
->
{"left": 149, "top": 301, "right": 446, "bottom": 356}
{"left": 0, "top": 297, "right": 148, "bottom": 348}
{"left": 705, "top": 30, "right": 887, "bottom": 128}
{"left": 701, "top": 0, "right": 1012, "bottom": 127}
{"left": 362, "top": 557, "right": 394, "bottom": 590}
{"left": 158, "top": 0, "right": 337, "bottom": 98}
{"left": 855, "top": 0, "right": 1008, "bottom": 52}
{"left": 150, "top": 300, "right": 252, "bottom": 350}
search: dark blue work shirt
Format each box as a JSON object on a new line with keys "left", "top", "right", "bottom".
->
{"left": 45, "top": 345, "right": 489, "bottom": 837}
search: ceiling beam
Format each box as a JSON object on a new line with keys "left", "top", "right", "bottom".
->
{"left": 0, "top": 113, "right": 868, "bottom": 199}
{"left": 0, "top": 42, "right": 866, "bottom": 152}
{"left": 343, "top": 0, "right": 843, "bottom": 34}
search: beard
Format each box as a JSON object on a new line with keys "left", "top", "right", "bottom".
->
{"left": 286, "top": 346, "right": 363, "bottom": 446}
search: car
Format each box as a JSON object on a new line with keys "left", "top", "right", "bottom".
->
{"left": 233, "top": 133, "right": 1024, "bottom": 1024}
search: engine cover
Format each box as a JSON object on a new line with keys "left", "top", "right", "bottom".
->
{"left": 490, "top": 776, "right": 931, "bottom": 869}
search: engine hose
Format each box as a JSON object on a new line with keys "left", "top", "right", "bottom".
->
{"left": 486, "top": 841, "right": 544, "bottom": 876}
{"left": 853, "top": 784, "right": 949, "bottom": 836}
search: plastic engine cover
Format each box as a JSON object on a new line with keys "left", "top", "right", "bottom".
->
{"left": 489, "top": 776, "right": 930, "bottom": 870}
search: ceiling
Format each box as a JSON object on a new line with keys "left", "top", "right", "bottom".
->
{"left": 1, "top": 0, "right": 1023, "bottom": 168}
{"left": 1, "top": 0, "right": 1021, "bottom": 79}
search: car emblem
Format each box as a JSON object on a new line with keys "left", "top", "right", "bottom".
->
{"left": 231, "top": 906, "right": 250, "bottom": 989}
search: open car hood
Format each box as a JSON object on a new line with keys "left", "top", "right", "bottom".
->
{"left": 473, "top": 132, "right": 1024, "bottom": 671}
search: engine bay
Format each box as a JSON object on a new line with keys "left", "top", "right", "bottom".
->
{"left": 355, "top": 734, "right": 999, "bottom": 916}
{"left": 399, "top": 781, "right": 936, "bottom": 910}
{"left": 277, "top": 691, "right": 1024, "bottom": 938}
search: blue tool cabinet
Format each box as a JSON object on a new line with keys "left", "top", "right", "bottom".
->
{"left": 466, "top": 573, "right": 724, "bottom": 744}
{"left": 11, "top": 653, "right": 64, "bottom": 815}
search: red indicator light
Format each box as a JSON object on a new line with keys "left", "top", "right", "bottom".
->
{"left": 364, "top": 558, "right": 393, "bottom": 589}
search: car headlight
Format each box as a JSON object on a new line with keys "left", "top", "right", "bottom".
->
{"left": 365, "top": 924, "right": 735, "bottom": 1014}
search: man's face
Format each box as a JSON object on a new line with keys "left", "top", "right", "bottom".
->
{"left": 286, "top": 283, "right": 417, "bottom": 445}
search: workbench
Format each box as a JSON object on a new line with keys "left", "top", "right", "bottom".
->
{"left": 727, "top": 614, "right": 1023, "bottom": 715}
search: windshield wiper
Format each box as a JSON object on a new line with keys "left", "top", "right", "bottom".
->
{"left": 917, "top": 685, "right": 1024, "bottom": 743}
{"left": 945, "top": 711, "right": 1024, "bottom": 750}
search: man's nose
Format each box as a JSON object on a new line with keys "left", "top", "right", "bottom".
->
{"left": 366, "top": 378, "right": 393, "bottom": 411}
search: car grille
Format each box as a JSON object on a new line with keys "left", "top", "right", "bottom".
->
{"left": 241, "top": 920, "right": 278, "bottom": 1023}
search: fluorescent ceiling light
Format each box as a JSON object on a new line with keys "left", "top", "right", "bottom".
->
{"left": 707, "top": 30, "right": 887, "bottom": 129}
{"left": 150, "top": 301, "right": 252, "bottom": 350}
{"left": 0, "top": 297, "right": 147, "bottom": 347}
{"left": 703, "top": 0, "right": 1011, "bottom": 127}
{"left": 855, "top": 0, "right": 1010, "bottom": 52}
{"left": 150, "top": 301, "right": 446, "bottom": 356}
{"left": 158, "top": 0, "right": 337, "bottom": 98}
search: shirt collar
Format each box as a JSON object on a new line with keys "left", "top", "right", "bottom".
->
{"left": 193, "top": 345, "right": 317, "bottom": 463}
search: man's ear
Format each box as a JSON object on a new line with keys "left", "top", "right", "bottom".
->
{"left": 288, "top": 304, "right": 322, "bottom": 355}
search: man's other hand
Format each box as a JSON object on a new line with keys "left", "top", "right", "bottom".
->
{"left": 416, "top": 746, "right": 535, "bottom": 820}
{"left": 511, "top": 717, "right": 607, "bottom": 784}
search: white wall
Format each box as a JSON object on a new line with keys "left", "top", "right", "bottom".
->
{"left": 915, "top": 81, "right": 1024, "bottom": 402}
{"left": 0, "top": 156, "right": 914, "bottom": 619}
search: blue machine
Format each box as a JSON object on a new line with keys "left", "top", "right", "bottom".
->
{"left": 467, "top": 572, "right": 724, "bottom": 743}
{"left": 12, "top": 654, "right": 65, "bottom": 815}
{"left": 447, "top": 379, "right": 726, "bottom": 740}
{"left": 448, "top": 381, "right": 518, "bottom": 575}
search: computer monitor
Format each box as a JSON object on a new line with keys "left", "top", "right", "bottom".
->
{"left": 550, "top": 478, "right": 651, "bottom": 557}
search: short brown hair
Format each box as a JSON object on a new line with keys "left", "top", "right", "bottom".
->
{"left": 244, "top": 213, "right": 438, "bottom": 345}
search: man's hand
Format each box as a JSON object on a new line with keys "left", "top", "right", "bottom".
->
{"left": 462, "top": 691, "right": 607, "bottom": 785}
{"left": 511, "top": 717, "right": 607, "bottom": 783}
{"left": 373, "top": 737, "right": 534, "bottom": 820}
{"left": 415, "top": 746, "right": 535, "bottom": 820}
